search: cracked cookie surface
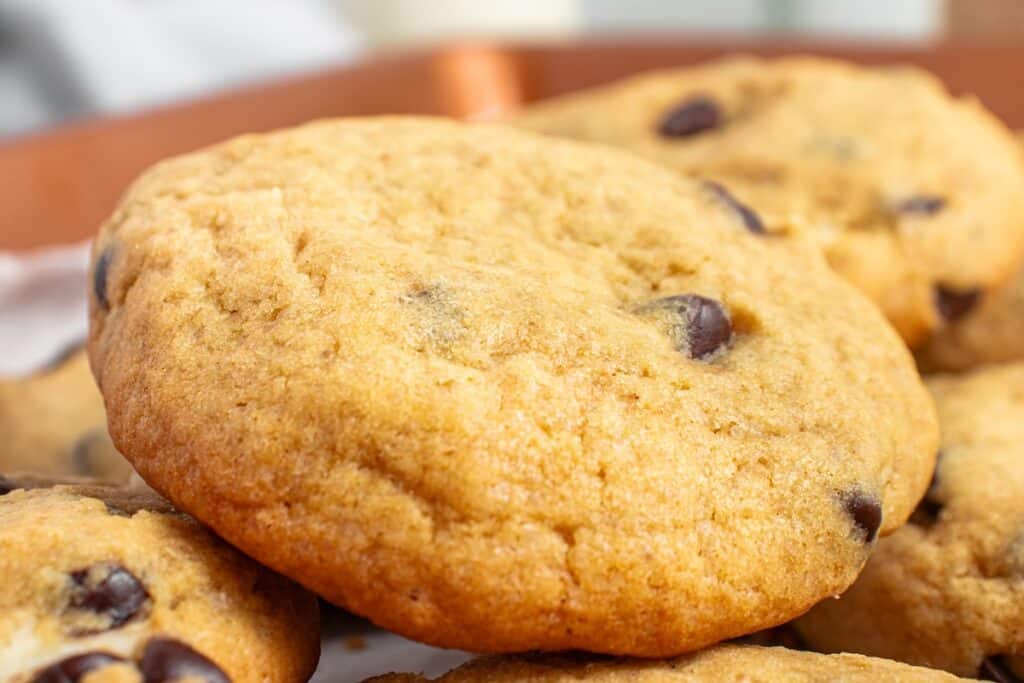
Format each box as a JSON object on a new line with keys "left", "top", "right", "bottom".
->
{"left": 0, "top": 480, "right": 319, "bottom": 682}
{"left": 796, "top": 363, "right": 1024, "bottom": 677}
{"left": 366, "top": 645, "right": 966, "bottom": 682}
{"left": 512, "top": 57, "right": 1024, "bottom": 347}
{"left": 89, "top": 117, "right": 936, "bottom": 655}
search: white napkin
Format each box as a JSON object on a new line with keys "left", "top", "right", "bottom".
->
{"left": 0, "top": 242, "right": 90, "bottom": 377}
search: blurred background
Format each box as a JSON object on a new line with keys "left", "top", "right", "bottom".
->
{"left": 0, "top": 0, "right": 1021, "bottom": 139}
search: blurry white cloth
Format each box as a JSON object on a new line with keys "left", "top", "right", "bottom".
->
{"left": 0, "top": 242, "right": 90, "bottom": 376}
{"left": 0, "top": 0, "right": 362, "bottom": 136}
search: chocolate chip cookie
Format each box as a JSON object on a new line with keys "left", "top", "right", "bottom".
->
{"left": 0, "top": 478, "right": 320, "bottom": 682}
{"left": 366, "top": 645, "right": 966, "bottom": 682}
{"left": 0, "top": 348, "right": 131, "bottom": 482}
{"left": 917, "top": 265, "right": 1024, "bottom": 371}
{"left": 917, "top": 134, "right": 1024, "bottom": 371}
{"left": 796, "top": 362, "right": 1024, "bottom": 677}
{"left": 513, "top": 57, "right": 1024, "bottom": 347}
{"left": 88, "top": 117, "right": 937, "bottom": 655}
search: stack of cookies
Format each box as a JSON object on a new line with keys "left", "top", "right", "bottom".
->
{"left": 3, "top": 56, "right": 1024, "bottom": 682}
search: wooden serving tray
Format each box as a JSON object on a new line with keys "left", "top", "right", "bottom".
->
{"left": 2, "top": 38, "right": 1023, "bottom": 250}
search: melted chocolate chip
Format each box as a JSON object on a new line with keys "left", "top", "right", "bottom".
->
{"left": 68, "top": 564, "right": 149, "bottom": 631}
{"left": 705, "top": 181, "right": 765, "bottom": 234}
{"left": 842, "top": 491, "right": 882, "bottom": 543}
{"left": 894, "top": 196, "right": 946, "bottom": 215}
{"left": 935, "top": 285, "right": 982, "bottom": 322}
{"left": 658, "top": 96, "right": 722, "bottom": 138}
{"left": 31, "top": 652, "right": 126, "bottom": 683}
{"left": 0, "top": 475, "right": 14, "bottom": 496}
{"left": 139, "top": 638, "right": 231, "bottom": 683}
{"left": 640, "top": 294, "right": 733, "bottom": 360}
{"left": 93, "top": 247, "right": 113, "bottom": 311}
{"left": 979, "top": 655, "right": 1023, "bottom": 683}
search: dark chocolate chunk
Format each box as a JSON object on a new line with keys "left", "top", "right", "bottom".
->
{"left": 658, "top": 96, "right": 722, "bottom": 138}
{"left": 894, "top": 196, "right": 946, "bottom": 215}
{"left": 31, "top": 652, "right": 126, "bottom": 683}
{"left": 0, "top": 475, "right": 15, "bottom": 496}
{"left": 68, "top": 564, "right": 150, "bottom": 630}
{"left": 979, "top": 655, "right": 1023, "bottom": 683}
{"left": 93, "top": 247, "right": 113, "bottom": 311}
{"left": 935, "top": 285, "right": 982, "bottom": 322}
{"left": 842, "top": 490, "right": 882, "bottom": 543}
{"left": 139, "top": 638, "right": 231, "bottom": 683}
{"left": 705, "top": 181, "right": 765, "bottom": 234}
{"left": 640, "top": 294, "right": 733, "bottom": 360}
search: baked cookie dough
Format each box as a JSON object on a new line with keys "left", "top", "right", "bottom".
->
{"left": 0, "top": 348, "right": 131, "bottom": 482}
{"left": 89, "top": 117, "right": 937, "bottom": 655}
{"left": 513, "top": 57, "right": 1024, "bottom": 347}
{"left": 796, "top": 362, "right": 1024, "bottom": 677}
{"left": 366, "top": 645, "right": 966, "bottom": 682}
{"left": 917, "top": 133, "right": 1024, "bottom": 371}
{"left": 0, "top": 478, "right": 319, "bottom": 682}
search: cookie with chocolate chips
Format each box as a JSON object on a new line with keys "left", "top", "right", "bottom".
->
{"left": 917, "top": 266, "right": 1024, "bottom": 372}
{"left": 917, "top": 134, "right": 1024, "bottom": 371}
{"left": 0, "top": 479, "right": 319, "bottom": 682}
{"left": 512, "top": 57, "right": 1024, "bottom": 347}
{"left": 0, "top": 348, "right": 132, "bottom": 482}
{"left": 366, "top": 645, "right": 967, "bottom": 682}
{"left": 89, "top": 117, "right": 936, "bottom": 655}
{"left": 796, "top": 362, "right": 1024, "bottom": 677}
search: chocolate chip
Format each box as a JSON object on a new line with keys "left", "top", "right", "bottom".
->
{"left": 93, "top": 247, "right": 113, "bottom": 311}
{"left": 139, "top": 638, "right": 230, "bottom": 683}
{"left": 70, "top": 429, "right": 118, "bottom": 478}
{"left": 705, "top": 181, "right": 765, "bottom": 234}
{"left": 68, "top": 564, "right": 149, "bottom": 631}
{"left": 31, "top": 652, "right": 126, "bottom": 683}
{"left": 894, "top": 196, "right": 946, "bottom": 215}
{"left": 0, "top": 475, "right": 15, "bottom": 496}
{"left": 979, "top": 655, "right": 1024, "bottom": 683}
{"left": 914, "top": 452, "right": 944, "bottom": 524}
{"left": 842, "top": 491, "right": 882, "bottom": 543}
{"left": 935, "top": 285, "right": 982, "bottom": 322}
{"left": 639, "top": 294, "right": 733, "bottom": 360}
{"left": 658, "top": 96, "right": 722, "bottom": 138}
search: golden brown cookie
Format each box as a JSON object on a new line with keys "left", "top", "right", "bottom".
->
{"left": 796, "top": 362, "right": 1024, "bottom": 677}
{"left": 0, "top": 348, "right": 131, "bottom": 482}
{"left": 916, "top": 134, "right": 1024, "bottom": 371}
{"left": 0, "top": 479, "right": 320, "bottom": 682}
{"left": 513, "top": 57, "right": 1024, "bottom": 347}
{"left": 917, "top": 265, "right": 1024, "bottom": 371}
{"left": 89, "top": 117, "right": 937, "bottom": 655}
{"left": 366, "top": 646, "right": 966, "bottom": 682}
